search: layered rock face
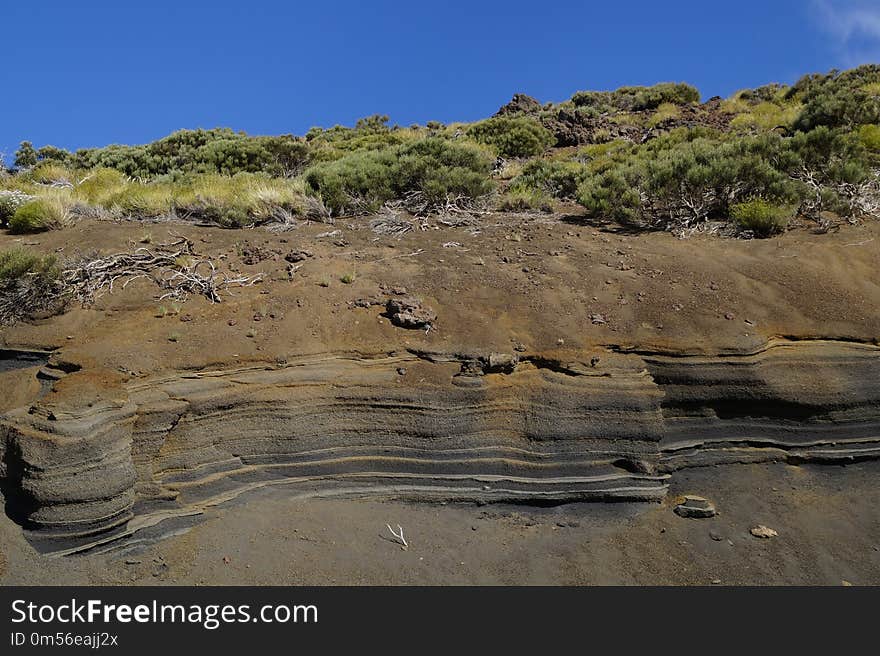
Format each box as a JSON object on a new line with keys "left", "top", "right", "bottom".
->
{"left": 648, "top": 340, "right": 880, "bottom": 468}
{"left": 1, "top": 339, "right": 878, "bottom": 550}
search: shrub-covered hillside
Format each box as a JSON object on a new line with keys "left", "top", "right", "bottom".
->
{"left": 3, "top": 65, "right": 879, "bottom": 237}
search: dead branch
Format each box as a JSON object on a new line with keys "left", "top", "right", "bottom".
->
{"left": 844, "top": 237, "right": 875, "bottom": 247}
{"left": 371, "top": 249, "right": 425, "bottom": 263}
{"left": 370, "top": 206, "right": 414, "bottom": 238}
{"left": 385, "top": 523, "right": 408, "bottom": 548}
{"left": 61, "top": 235, "right": 262, "bottom": 306}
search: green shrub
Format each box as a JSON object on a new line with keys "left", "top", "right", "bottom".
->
{"left": 69, "top": 129, "right": 312, "bottom": 179}
{"left": 13, "top": 141, "right": 38, "bottom": 169}
{"left": 791, "top": 65, "right": 880, "bottom": 131}
{"left": 497, "top": 189, "right": 553, "bottom": 212}
{"left": 647, "top": 102, "right": 681, "bottom": 127}
{"left": 859, "top": 124, "right": 880, "bottom": 152}
{"left": 736, "top": 83, "right": 790, "bottom": 104}
{"left": 74, "top": 168, "right": 129, "bottom": 204}
{"left": 0, "top": 191, "right": 35, "bottom": 227}
{"left": 305, "top": 138, "right": 494, "bottom": 214}
{"left": 305, "top": 116, "right": 419, "bottom": 163}
{"left": 730, "top": 199, "right": 792, "bottom": 236}
{"left": 193, "top": 204, "right": 251, "bottom": 227}
{"left": 35, "top": 145, "right": 75, "bottom": 166}
{"left": 9, "top": 197, "right": 71, "bottom": 233}
{"left": 576, "top": 131, "right": 806, "bottom": 230}
{"left": 511, "top": 160, "right": 587, "bottom": 198}
{"left": 789, "top": 126, "right": 870, "bottom": 185}
{"left": 0, "top": 246, "right": 59, "bottom": 282}
{"left": 26, "top": 163, "right": 74, "bottom": 186}
{"left": 105, "top": 184, "right": 173, "bottom": 217}
{"left": 577, "top": 167, "right": 643, "bottom": 224}
{"left": 163, "top": 173, "right": 308, "bottom": 226}
{"left": 729, "top": 101, "right": 801, "bottom": 132}
{"left": 572, "top": 82, "right": 700, "bottom": 112}
{"left": 467, "top": 117, "right": 555, "bottom": 158}
{"left": 0, "top": 247, "right": 64, "bottom": 324}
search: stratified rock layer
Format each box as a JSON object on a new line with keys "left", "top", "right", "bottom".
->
{"left": 1, "top": 338, "right": 878, "bottom": 550}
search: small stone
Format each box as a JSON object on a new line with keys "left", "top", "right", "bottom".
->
{"left": 750, "top": 525, "right": 777, "bottom": 538}
{"left": 711, "top": 579, "right": 722, "bottom": 585}
{"left": 385, "top": 297, "right": 436, "bottom": 329}
{"left": 724, "top": 312, "right": 736, "bottom": 320}
{"left": 674, "top": 495, "right": 717, "bottom": 519}
{"left": 709, "top": 529, "right": 724, "bottom": 541}
{"left": 227, "top": 319, "right": 237, "bottom": 326}
{"left": 590, "top": 313, "right": 606, "bottom": 325}
{"left": 486, "top": 352, "right": 518, "bottom": 374}
{"left": 396, "top": 367, "right": 407, "bottom": 376}
{"left": 284, "top": 250, "right": 313, "bottom": 263}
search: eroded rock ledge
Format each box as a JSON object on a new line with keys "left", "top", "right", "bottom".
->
{"left": 1, "top": 338, "right": 878, "bottom": 553}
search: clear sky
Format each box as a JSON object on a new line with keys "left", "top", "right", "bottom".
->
{"left": 2, "top": 0, "right": 879, "bottom": 159}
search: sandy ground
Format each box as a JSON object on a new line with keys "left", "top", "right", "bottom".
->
{"left": 1, "top": 213, "right": 879, "bottom": 392}
{"left": 1, "top": 460, "right": 878, "bottom": 586}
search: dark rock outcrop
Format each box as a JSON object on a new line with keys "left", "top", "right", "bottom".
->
{"left": 495, "top": 93, "right": 542, "bottom": 116}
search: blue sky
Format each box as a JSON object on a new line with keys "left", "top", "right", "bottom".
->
{"left": 2, "top": 0, "right": 879, "bottom": 159}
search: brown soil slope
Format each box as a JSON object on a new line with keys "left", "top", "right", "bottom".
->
{"left": 0, "top": 210, "right": 878, "bottom": 556}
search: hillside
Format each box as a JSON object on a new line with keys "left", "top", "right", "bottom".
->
{"left": 3, "top": 65, "right": 879, "bottom": 241}
{"left": 0, "top": 66, "right": 879, "bottom": 584}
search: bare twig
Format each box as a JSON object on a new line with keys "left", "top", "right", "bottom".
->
{"left": 371, "top": 249, "right": 425, "bottom": 263}
{"left": 386, "top": 523, "right": 408, "bottom": 548}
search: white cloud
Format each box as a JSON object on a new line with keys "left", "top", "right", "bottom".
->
{"left": 812, "top": 0, "right": 880, "bottom": 64}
